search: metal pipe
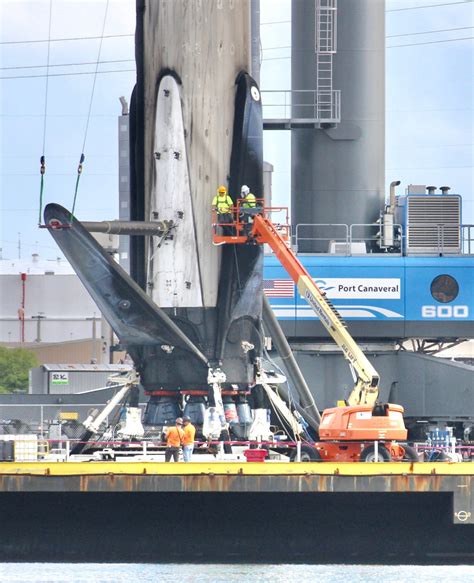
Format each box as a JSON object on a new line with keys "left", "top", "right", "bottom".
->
{"left": 427, "top": 186, "right": 437, "bottom": 195}
{"left": 440, "top": 186, "right": 451, "bottom": 195}
{"left": 389, "top": 180, "right": 401, "bottom": 213}
{"left": 119, "top": 96, "right": 129, "bottom": 116}
{"left": 262, "top": 295, "right": 321, "bottom": 430}
{"left": 86, "top": 384, "right": 131, "bottom": 434}
{"left": 82, "top": 220, "right": 170, "bottom": 236}
{"left": 20, "top": 273, "right": 26, "bottom": 344}
{"left": 271, "top": 381, "right": 320, "bottom": 433}
{"left": 32, "top": 314, "right": 45, "bottom": 343}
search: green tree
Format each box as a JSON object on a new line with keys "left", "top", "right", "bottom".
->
{"left": 0, "top": 347, "right": 39, "bottom": 394}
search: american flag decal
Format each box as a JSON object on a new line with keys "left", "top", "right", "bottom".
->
{"left": 263, "top": 279, "right": 295, "bottom": 298}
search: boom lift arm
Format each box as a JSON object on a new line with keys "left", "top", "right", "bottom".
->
{"left": 250, "top": 214, "right": 380, "bottom": 407}
{"left": 212, "top": 204, "right": 407, "bottom": 449}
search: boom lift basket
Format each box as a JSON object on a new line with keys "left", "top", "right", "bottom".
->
{"left": 212, "top": 200, "right": 290, "bottom": 246}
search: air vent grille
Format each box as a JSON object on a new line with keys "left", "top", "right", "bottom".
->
{"left": 406, "top": 196, "right": 460, "bottom": 253}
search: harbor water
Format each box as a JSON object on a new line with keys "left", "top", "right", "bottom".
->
{"left": 0, "top": 564, "right": 473, "bottom": 583}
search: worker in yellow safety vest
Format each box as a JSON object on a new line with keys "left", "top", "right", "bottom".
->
{"left": 212, "top": 185, "right": 234, "bottom": 235}
{"left": 239, "top": 185, "right": 257, "bottom": 233}
{"left": 240, "top": 184, "right": 256, "bottom": 208}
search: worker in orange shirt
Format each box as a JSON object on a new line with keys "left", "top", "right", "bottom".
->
{"left": 182, "top": 416, "right": 196, "bottom": 462}
{"left": 164, "top": 417, "right": 184, "bottom": 462}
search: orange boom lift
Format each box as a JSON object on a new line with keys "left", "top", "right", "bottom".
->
{"left": 213, "top": 203, "right": 414, "bottom": 462}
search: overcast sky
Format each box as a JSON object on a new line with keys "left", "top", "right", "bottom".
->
{"left": 0, "top": 0, "right": 472, "bottom": 261}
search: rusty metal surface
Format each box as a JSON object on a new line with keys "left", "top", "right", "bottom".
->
{"left": 0, "top": 473, "right": 465, "bottom": 492}
{"left": 0, "top": 462, "right": 472, "bottom": 524}
{"left": 0, "top": 473, "right": 471, "bottom": 524}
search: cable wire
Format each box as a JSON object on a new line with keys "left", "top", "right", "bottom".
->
{"left": 42, "top": 0, "right": 53, "bottom": 156}
{"left": 261, "top": 56, "right": 290, "bottom": 62}
{"left": 387, "top": 36, "right": 474, "bottom": 48}
{"left": 233, "top": 244, "right": 243, "bottom": 296}
{"left": 261, "top": 20, "right": 291, "bottom": 26}
{"left": 0, "top": 114, "right": 118, "bottom": 117}
{"left": 0, "top": 33, "right": 133, "bottom": 45}
{"left": 1, "top": 68, "right": 135, "bottom": 80}
{"left": 4, "top": 29, "right": 472, "bottom": 78}
{"left": 81, "top": 0, "right": 110, "bottom": 155}
{"left": 387, "top": 164, "right": 473, "bottom": 169}
{"left": 0, "top": 58, "right": 134, "bottom": 71}
{"left": 262, "top": 35, "right": 474, "bottom": 56}
{"left": 262, "top": 45, "right": 291, "bottom": 51}
{"left": 70, "top": 0, "right": 110, "bottom": 222}
{"left": 387, "top": 0, "right": 473, "bottom": 11}
{"left": 387, "top": 25, "right": 474, "bottom": 37}
{"left": 38, "top": 0, "right": 52, "bottom": 225}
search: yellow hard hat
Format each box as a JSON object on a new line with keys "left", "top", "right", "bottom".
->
{"left": 218, "top": 185, "right": 227, "bottom": 194}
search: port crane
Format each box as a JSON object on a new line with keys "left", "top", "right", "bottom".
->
{"left": 213, "top": 203, "right": 416, "bottom": 462}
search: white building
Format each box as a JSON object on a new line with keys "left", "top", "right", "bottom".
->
{"left": 0, "top": 255, "right": 103, "bottom": 346}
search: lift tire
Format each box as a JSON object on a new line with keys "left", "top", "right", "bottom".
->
{"left": 290, "top": 445, "right": 321, "bottom": 462}
{"left": 360, "top": 443, "right": 391, "bottom": 462}
{"left": 401, "top": 444, "right": 419, "bottom": 462}
{"left": 429, "top": 450, "right": 448, "bottom": 462}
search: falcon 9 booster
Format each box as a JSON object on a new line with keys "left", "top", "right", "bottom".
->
{"left": 45, "top": 1, "right": 264, "bottom": 424}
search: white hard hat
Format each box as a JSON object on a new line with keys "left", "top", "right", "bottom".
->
{"left": 241, "top": 185, "right": 250, "bottom": 195}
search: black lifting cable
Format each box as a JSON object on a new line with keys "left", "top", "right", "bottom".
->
{"left": 70, "top": 0, "right": 109, "bottom": 223}
{"left": 38, "top": 0, "right": 53, "bottom": 225}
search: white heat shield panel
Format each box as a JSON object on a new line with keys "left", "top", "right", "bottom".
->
{"left": 406, "top": 196, "right": 461, "bottom": 255}
{"left": 148, "top": 75, "right": 204, "bottom": 308}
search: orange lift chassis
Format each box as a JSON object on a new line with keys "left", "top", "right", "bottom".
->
{"left": 212, "top": 203, "right": 411, "bottom": 462}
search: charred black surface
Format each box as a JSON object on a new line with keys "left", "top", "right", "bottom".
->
{"left": 228, "top": 72, "right": 264, "bottom": 199}
{"left": 0, "top": 492, "right": 472, "bottom": 564}
{"left": 44, "top": 204, "right": 209, "bottom": 387}
{"left": 129, "top": 0, "right": 146, "bottom": 290}
{"left": 135, "top": 309, "right": 217, "bottom": 390}
{"left": 216, "top": 72, "right": 264, "bottom": 383}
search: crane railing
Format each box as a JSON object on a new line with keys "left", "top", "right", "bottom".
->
{"left": 261, "top": 89, "right": 341, "bottom": 125}
{"left": 294, "top": 222, "right": 474, "bottom": 256}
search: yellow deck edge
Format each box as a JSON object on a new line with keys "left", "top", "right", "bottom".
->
{"left": 0, "top": 461, "right": 473, "bottom": 477}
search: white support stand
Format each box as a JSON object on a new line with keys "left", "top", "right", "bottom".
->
{"left": 203, "top": 368, "right": 229, "bottom": 440}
